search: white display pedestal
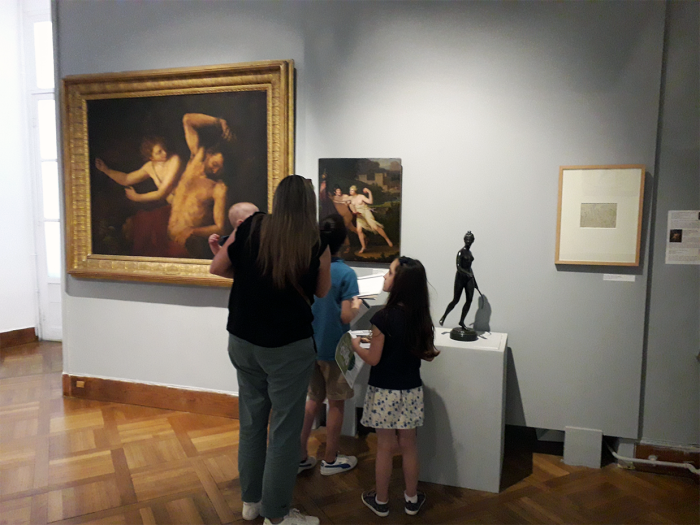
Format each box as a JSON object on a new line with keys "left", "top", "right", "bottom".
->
{"left": 417, "top": 330, "right": 508, "bottom": 493}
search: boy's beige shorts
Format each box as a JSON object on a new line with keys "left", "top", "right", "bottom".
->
{"left": 308, "top": 360, "right": 354, "bottom": 401}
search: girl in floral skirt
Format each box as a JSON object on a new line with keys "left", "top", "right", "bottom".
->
{"left": 351, "top": 256, "right": 439, "bottom": 517}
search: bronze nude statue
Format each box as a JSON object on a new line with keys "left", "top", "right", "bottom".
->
{"left": 439, "top": 231, "right": 482, "bottom": 341}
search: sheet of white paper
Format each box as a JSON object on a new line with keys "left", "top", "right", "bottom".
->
{"left": 357, "top": 273, "right": 386, "bottom": 298}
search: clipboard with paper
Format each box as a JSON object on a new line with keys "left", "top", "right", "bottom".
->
{"left": 335, "top": 330, "right": 371, "bottom": 388}
{"left": 356, "top": 272, "right": 387, "bottom": 298}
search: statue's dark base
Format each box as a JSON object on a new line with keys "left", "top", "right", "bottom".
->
{"left": 450, "top": 327, "right": 478, "bottom": 342}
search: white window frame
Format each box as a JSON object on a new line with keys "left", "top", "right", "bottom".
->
{"left": 23, "top": 6, "right": 62, "bottom": 341}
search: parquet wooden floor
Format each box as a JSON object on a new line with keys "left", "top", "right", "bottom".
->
{"left": 1, "top": 342, "right": 697, "bottom": 525}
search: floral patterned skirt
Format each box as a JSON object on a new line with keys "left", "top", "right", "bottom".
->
{"left": 360, "top": 385, "right": 424, "bottom": 429}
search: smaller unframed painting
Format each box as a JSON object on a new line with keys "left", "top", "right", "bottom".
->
{"left": 580, "top": 203, "right": 617, "bottom": 229}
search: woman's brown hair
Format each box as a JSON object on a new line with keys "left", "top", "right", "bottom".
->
{"left": 258, "top": 175, "right": 319, "bottom": 289}
{"left": 139, "top": 136, "right": 167, "bottom": 161}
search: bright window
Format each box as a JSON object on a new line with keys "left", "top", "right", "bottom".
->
{"left": 33, "top": 21, "right": 54, "bottom": 89}
{"left": 26, "top": 12, "right": 62, "bottom": 340}
{"left": 33, "top": 21, "right": 60, "bottom": 284}
{"left": 44, "top": 221, "right": 61, "bottom": 279}
{"left": 37, "top": 98, "right": 57, "bottom": 159}
{"left": 41, "top": 161, "right": 59, "bottom": 220}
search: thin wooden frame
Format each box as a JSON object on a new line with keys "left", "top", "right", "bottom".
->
{"left": 63, "top": 60, "right": 294, "bottom": 286}
{"left": 555, "top": 165, "right": 645, "bottom": 266}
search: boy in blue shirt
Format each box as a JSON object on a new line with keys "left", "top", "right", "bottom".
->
{"left": 299, "top": 214, "right": 362, "bottom": 475}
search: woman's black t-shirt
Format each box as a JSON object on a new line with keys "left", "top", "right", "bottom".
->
{"left": 368, "top": 307, "right": 422, "bottom": 390}
{"left": 226, "top": 212, "right": 326, "bottom": 348}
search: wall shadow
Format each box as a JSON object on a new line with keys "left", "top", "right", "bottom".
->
{"left": 66, "top": 275, "right": 229, "bottom": 308}
{"left": 505, "top": 346, "right": 525, "bottom": 426}
{"left": 473, "top": 294, "right": 492, "bottom": 332}
{"left": 500, "top": 425, "right": 566, "bottom": 491}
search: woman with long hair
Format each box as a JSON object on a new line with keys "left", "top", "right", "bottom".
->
{"left": 347, "top": 185, "right": 393, "bottom": 254}
{"left": 210, "top": 175, "right": 331, "bottom": 525}
{"left": 94, "top": 136, "right": 183, "bottom": 256}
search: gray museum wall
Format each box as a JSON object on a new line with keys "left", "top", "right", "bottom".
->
{"left": 55, "top": 0, "right": 698, "bottom": 446}
{"left": 642, "top": 1, "right": 699, "bottom": 446}
{"left": 57, "top": 1, "right": 308, "bottom": 399}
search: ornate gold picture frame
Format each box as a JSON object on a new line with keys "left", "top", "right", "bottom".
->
{"left": 62, "top": 60, "right": 294, "bottom": 286}
{"left": 555, "top": 165, "right": 645, "bottom": 266}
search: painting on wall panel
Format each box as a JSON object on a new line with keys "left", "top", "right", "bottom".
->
{"left": 319, "top": 158, "right": 402, "bottom": 265}
{"left": 62, "top": 60, "right": 294, "bottom": 286}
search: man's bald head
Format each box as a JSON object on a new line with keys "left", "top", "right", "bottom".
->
{"left": 228, "top": 202, "right": 259, "bottom": 229}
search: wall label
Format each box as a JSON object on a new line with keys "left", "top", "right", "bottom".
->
{"left": 603, "top": 274, "right": 636, "bottom": 282}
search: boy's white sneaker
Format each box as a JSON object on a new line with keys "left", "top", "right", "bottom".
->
{"left": 242, "top": 501, "right": 261, "bottom": 520}
{"left": 320, "top": 454, "right": 358, "bottom": 475}
{"left": 263, "top": 509, "right": 320, "bottom": 525}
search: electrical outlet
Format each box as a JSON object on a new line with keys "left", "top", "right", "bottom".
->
{"left": 76, "top": 380, "right": 85, "bottom": 388}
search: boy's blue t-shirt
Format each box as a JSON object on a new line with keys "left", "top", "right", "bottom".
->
{"left": 312, "top": 257, "right": 360, "bottom": 361}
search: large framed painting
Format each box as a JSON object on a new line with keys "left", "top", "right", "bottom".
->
{"left": 63, "top": 60, "right": 294, "bottom": 286}
{"left": 555, "top": 165, "right": 645, "bottom": 266}
{"left": 319, "top": 158, "right": 402, "bottom": 265}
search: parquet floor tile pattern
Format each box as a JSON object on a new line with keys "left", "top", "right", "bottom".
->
{"left": 1, "top": 342, "right": 697, "bottom": 524}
